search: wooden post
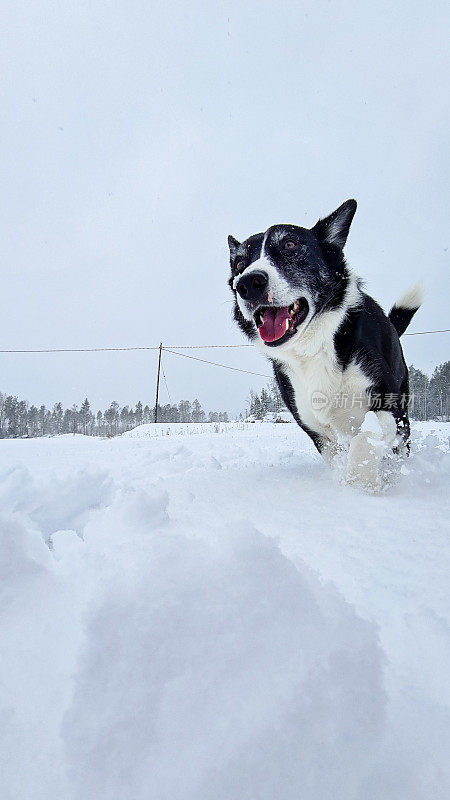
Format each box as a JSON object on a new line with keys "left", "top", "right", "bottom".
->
{"left": 424, "top": 377, "right": 428, "bottom": 421}
{"left": 154, "top": 343, "right": 163, "bottom": 422}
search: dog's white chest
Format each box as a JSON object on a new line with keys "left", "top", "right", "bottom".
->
{"left": 284, "top": 349, "right": 370, "bottom": 440}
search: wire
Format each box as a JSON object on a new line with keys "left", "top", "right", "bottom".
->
{"left": 0, "top": 329, "right": 447, "bottom": 354}
{"left": 403, "top": 329, "right": 450, "bottom": 336}
{"left": 165, "top": 343, "right": 253, "bottom": 349}
{"left": 163, "top": 348, "right": 272, "bottom": 378}
{"left": 162, "top": 365, "right": 172, "bottom": 403}
{"left": 0, "top": 345, "right": 161, "bottom": 354}
{"left": 0, "top": 344, "right": 252, "bottom": 354}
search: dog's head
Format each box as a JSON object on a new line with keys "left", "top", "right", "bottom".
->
{"left": 228, "top": 199, "right": 357, "bottom": 350}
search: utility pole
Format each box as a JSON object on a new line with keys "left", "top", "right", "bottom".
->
{"left": 154, "top": 343, "right": 163, "bottom": 423}
{"left": 424, "top": 376, "right": 428, "bottom": 421}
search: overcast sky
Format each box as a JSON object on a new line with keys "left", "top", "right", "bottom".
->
{"left": 1, "top": 0, "right": 448, "bottom": 415}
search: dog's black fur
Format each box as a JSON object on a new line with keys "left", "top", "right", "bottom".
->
{"left": 228, "top": 200, "right": 421, "bottom": 458}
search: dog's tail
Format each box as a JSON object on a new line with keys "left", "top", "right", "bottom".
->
{"left": 388, "top": 282, "right": 424, "bottom": 336}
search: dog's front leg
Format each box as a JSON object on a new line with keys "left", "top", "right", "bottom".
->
{"left": 346, "top": 411, "right": 397, "bottom": 491}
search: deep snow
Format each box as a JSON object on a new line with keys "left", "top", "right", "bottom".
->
{"left": 0, "top": 421, "right": 449, "bottom": 799}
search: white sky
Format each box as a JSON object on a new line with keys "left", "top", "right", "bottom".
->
{"left": 1, "top": 0, "right": 449, "bottom": 416}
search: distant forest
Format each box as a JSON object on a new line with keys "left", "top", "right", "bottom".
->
{"left": 0, "top": 362, "right": 448, "bottom": 439}
{"left": 0, "top": 395, "right": 231, "bottom": 439}
{"left": 404, "top": 362, "right": 448, "bottom": 420}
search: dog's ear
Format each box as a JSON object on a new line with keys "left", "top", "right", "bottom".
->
{"left": 228, "top": 235, "right": 240, "bottom": 254}
{"left": 312, "top": 199, "right": 357, "bottom": 249}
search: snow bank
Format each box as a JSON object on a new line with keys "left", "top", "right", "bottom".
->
{"left": 122, "top": 420, "right": 293, "bottom": 438}
{"left": 64, "top": 520, "right": 384, "bottom": 800}
{"left": 0, "top": 485, "right": 384, "bottom": 800}
{"left": 0, "top": 422, "right": 448, "bottom": 799}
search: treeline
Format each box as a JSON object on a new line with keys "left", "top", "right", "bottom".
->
{"left": 407, "top": 363, "right": 449, "bottom": 420}
{"left": 248, "top": 363, "right": 449, "bottom": 421}
{"left": 247, "top": 382, "right": 285, "bottom": 419}
{"left": 0, "top": 362, "right": 447, "bottom": 439}
{"left": 0, "top": 396, "right": 229, "bottom": 439}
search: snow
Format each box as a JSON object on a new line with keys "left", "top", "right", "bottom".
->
{"left": 0, "top": 421, "right": 449, "bottom": 799}
{"left": 123, "top": 421, "right": 259, "bottom": 437}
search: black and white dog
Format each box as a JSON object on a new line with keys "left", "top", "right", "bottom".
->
{"left": 228, "top": 200, "right": 423, "bottom": 488}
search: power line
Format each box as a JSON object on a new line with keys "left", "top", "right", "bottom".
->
{"left": 0, "top": 345, "right": 161, "bottom": 354}
{"left": 0, "top": 344, "right": 253, "bottom": 354}
{"left": 163, "top": 348, "right": 272, "bottom": 378}
{"left": 0, "top": 329, "right": 447, "bottom": 355}
{"left": 162, "top": 365, "right": 172, "bottom": 403}
{"left": 165, "top": 344, "right": 253, "bottom": 349}
{"left": 403, "top": 329, "right": 450, "bottom": 336}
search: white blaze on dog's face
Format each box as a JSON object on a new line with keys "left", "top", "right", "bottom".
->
{"left": 227, "top": 200, "right": 357, "bottom": 351}
{"left": 232, "top": 239, "right": 298, "bottom": 319}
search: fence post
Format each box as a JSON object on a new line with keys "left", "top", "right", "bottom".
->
{"left": 154, "top": 343, "right": 163, "bottom": 423}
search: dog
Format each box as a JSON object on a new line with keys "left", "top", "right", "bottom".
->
{"left": 228, "top": 199, "right": 423, "bottom": 489}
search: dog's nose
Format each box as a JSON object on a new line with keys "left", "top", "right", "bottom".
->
{"left": 236, "top": 271, "right": 269, "bottom": 303}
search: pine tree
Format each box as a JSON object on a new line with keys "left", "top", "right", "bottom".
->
{"left": 120, "top": 406, "right": 130, "bottom": 432}
{"left": 169, "top": 404, "right": 180, "bottom": 422}
{"left": 253, "top": 395, "right": 264, "bottom": 419}
{"left": 0, "top": 392, "right": 5, "bottom": 437}
{"left": 135, "top": 401, "right": 143, "bottom": 426}
{"left": 248, "top": 390, "right": 258, "bottom": 417}
{"left": 51, "top": 402, "right": 63, "bottom": 435}
{"left": 260, "top": 388, "right": 271, "bottom": 416}
{"left": 428, "top": 362, "right": 449, "bottom": 420}
{"left": 17, "top": 400, "right": 28, "bottom": 436}
{"left": 27, "top": 405, "right": 39, "bottom": 437}
{"left": 270, "top": 380, "right": 285, "bottom": 413}
{"left": 178, "top": 400, "right": 192, "bottom": 423}
{"left": 104, "top": 401, "right": 119, "bottom": 435}
{"left": 62, "top": 408, "right": 72, "bottom": 433}
{"left": 70, "top": 405, "right": 79, "bottom": 434}
{"left": 192, "top": 399, "right": 205, "bottom": 422}
{"left": 408, "top": 365, "right": 429, "bottom": 420}
{"left": 5, "top": 396, "right": 18, "bottom": 436}
{"left": 80, "top": 398, "right": 91, "bottom": 435}
{"left": 96, "top": 410, "right": 103, "bottom": 435}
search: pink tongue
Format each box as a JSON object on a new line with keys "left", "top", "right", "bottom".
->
{"left": 259, "top": 307, "right": 290, "bottom": 342}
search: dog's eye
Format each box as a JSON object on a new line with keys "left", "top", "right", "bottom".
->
{"left": 235, "top": 260, "right": 245, "bottom": 272}
{"left": 284, "top": 240, "right": 297, "bottom": 250}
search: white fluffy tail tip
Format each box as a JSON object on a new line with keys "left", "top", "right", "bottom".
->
{"left": 394, "top": 282, "right": 425, "bottom": 310}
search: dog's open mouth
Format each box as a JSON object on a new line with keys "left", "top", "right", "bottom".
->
{"left": 254, "top": 298, "right": 309, "bottom": 346}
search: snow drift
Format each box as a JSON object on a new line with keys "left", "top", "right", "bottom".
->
{"left": 64, "top": 522, "right": 384, "bottom": 800}
{"left": 0, "top": 422, "right": 449, "bottom": 799}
